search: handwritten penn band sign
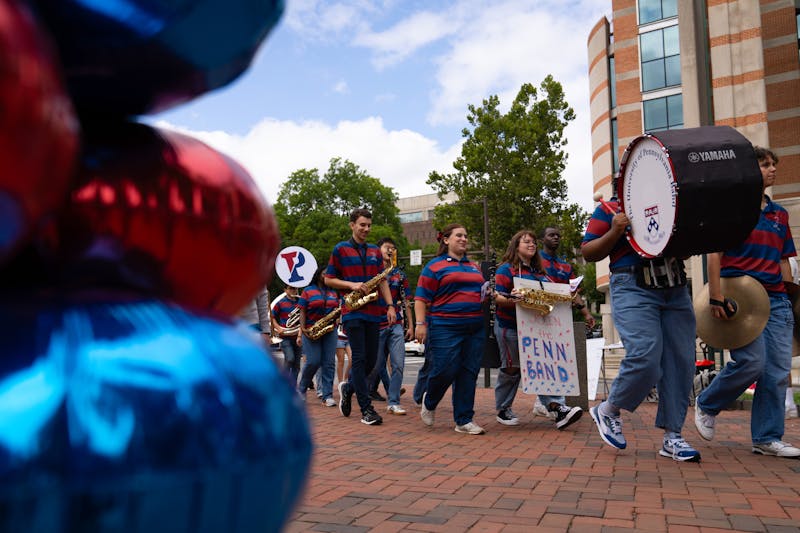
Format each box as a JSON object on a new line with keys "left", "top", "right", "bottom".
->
{"left": 514, "top": 278, "right": 580, "bottom": 397}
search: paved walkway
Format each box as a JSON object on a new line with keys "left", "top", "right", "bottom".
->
{"left": 288, "top": 388, "right": 800, "bottom": 532}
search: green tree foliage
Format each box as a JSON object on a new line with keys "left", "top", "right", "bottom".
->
{"left": 273, "top": 157, "right": 407, "bottom": 273}
{"left": 427, "top": 76, "right": 588, "bottom": 261}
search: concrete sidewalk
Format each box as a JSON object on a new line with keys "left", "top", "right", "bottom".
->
{"left": 288, "top": 388, "right": 800, "bottom": 532}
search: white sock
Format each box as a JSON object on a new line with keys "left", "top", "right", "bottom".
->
{"left": 599, "top": 401, "right": 619, "bottom": 417}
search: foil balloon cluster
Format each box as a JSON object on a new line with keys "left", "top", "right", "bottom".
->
{"left": 0, "top": 1, "right": 312, "bottom": 532}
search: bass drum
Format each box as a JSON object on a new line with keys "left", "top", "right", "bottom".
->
{"left": 617, "top": 125, "right": 762, "bottom": 258}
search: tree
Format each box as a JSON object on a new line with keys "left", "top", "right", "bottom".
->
{"left": 273, "top": 157, "right": 407, "bottom": 273}
{"left": 427, "top": 76, "right": 588, "bottom": 260}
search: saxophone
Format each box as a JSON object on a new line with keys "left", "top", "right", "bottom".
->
{"left": 514, "top": 288, "right": 575, "bottom": 316}
{"left": 304, "top": 306, "right": 341, "bottom": 340}
{"left": 343, "top": 253, "right": 394, "bottom": 311}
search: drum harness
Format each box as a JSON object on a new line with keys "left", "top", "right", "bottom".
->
{"left": 613, "top": 257, "right": 687, "bottom": 290}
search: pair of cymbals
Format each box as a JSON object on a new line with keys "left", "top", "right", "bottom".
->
{"left": 694, "top": 276, "right": 769, "bottom": 350}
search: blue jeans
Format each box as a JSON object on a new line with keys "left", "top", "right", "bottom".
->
{"left": 344, "top": 319, "right": 379, "bottom": 413}
{"left": 494, "top": 322, "right": 564, "bottom": 411}
{"left": 281, "top": 337, "right": 302, "bottom": 383}
{"left": 424, "top": 320, "right": 484, "bottom": 425}
{"left": 608, "top": 271, "right": 695, "bottom": 433}
{"left": 298, "top": 330, "right": 337, "bottom": 400}
{"left": 371, "top": 323, "right": 406, "bottom": 405}
{"left": 413, "top": 352, "right": 431, "bottom": 405}
{"left": 697, "top": 295, "right": 793, "bottom": 444}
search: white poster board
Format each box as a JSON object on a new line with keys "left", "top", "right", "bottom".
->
{"left": 515, "top": 279, "right": 580, "bottom": 396}
{"left": 585, "top": 337, "right": 606, "bottom": 401}
{"left": 409, "top": 249, "right": 422, "bottom": 266}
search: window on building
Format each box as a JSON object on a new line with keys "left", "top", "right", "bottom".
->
{"left": 640, "top": 25, "right": 680, "bottom": 92}
{"left": 399, "top": 211, "right": 423, "bottom": 223}
{"left": 643, "top": 94, "right": 683, "bottom": 132}
{"left": 609, "top": 56, "right": 617, "bottom": 109}
{"left": 611, "top": 117, "right": 619, "bottom": 174}
{"left": 638, "top": 0, "right": 677, "bottom": 25}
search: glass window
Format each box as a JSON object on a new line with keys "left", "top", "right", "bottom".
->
{"left": 611, "top": 118, "right": 619, "bottom": 174}
{"left": 643, "top": 94, "right": 683, "bottom": 132}
{"left": 639, "top": 0, "right": 677, "bottom": 24}
{"left": 640, "top": 26, "right": 681, "bottom": 92}
{"left": 609, "top": 56, "right": 616, "bottom": 109}
{"left": 399, "top": 211, "right": 423, "bottom": 223}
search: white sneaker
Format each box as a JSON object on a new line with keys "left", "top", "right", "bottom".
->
{"left": 323, "top": 398, "right": 336, "bottom": 407}
{"left": 533, "top": 400, "right": 556, "bottom": 419}
{"left": 387, "top": 404, "right": 407, "bottom": 415}
{"left": 694, "top": 407, "right": 715, "bottom": 441}
{"left": 420, "top": 392, "right": 435, "bottom": 426}
{"left": 454, "top": 421, "right": 486, "bottom": 435}
{"left": 752, "top": 441, "right": 800, "bottom": 458}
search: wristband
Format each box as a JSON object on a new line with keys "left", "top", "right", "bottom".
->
{"left": 415, "top": 321, "right": 426, "bottom": 326}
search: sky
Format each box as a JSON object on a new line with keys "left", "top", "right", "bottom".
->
{"left": 155, "top": 0, "right": 612, "bottom": 213}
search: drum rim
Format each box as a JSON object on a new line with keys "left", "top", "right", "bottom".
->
{"left": 616, "top": 133, "right": 678, "bottom": 259}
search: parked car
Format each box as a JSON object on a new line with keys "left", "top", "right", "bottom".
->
{"left": 405, "top": 340, "right": 425, "bottom": 356}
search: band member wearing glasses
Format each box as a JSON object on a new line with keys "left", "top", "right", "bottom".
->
{"left": 694, "top": 147, "right": 800, "bottom": 458}
{"left": 324, "top": 207, "right": 396, "bottom": 426}
{"left": 582, "top": 199, "right": 700, "bottom": 462}
{"left": 367, "top": 237, "right": 413, "bottom": 415}
{"left": 493, "top": 230, "right": 583, "bottom": 430}
{"left": 414, "top": 223, "right": 487, "bottom": 435}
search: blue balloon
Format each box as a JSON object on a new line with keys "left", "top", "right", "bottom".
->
{"left": 29, "top": 0, "right": 285, "bottom": 116}
{"left": 0, "top": 294, "right": 311, "bottom": 532}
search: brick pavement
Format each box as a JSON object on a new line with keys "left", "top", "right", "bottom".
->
{"left": 288, "top": 388, "right": 800, "bottom": 532}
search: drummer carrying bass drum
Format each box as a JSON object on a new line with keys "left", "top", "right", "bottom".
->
{"left": 582, "top": 200, "right": 700, "bottom": 462}
{"left": 694, "top": 147, "right": 800, "bottom": 458}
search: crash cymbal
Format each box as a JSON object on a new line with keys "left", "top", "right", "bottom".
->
{"left": 694, "top": 276, "right": 769, "bottom": 350}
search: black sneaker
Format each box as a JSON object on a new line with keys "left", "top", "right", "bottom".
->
{"left": 361, "top": 406, "right": 383, "bottom": 425}
{"left": 369, "top": 391, "right": 386, "bottom": 402}
{"left": 496, "top": 408, "right": 520, "bottom": 426}
{"left": 552, "top": 404, "right": 583, "bottom": 430}
{"left": 338, "top": 381, "right": 353, "bottom": 417}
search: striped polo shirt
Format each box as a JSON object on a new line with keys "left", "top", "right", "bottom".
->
{"left": 298, "top": 285, "right": 340, "bottom": 326}
{"left": 540, "top": 251, "right": 574, "bottom": 284}
{"left": 494, "top": 261, "right": 549, "bottom": 329}
{"left": 721, "top": 196, "right": 796, "bottom": 296}
{"left": 272, "top": 296, "right": 299, "bottom": 337}
{"left": 582, "top": 199, "right": 640, "bottom": 270}
{"left": 415, "top": 254, "right": 484, "bottom": 325}
{"left": 324, "top": 239, "right": 386, "bottom": 322}
{"left": 380, "top": 268, "right": 410, "bottom": 329}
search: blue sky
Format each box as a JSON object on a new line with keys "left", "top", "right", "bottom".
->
{"left": 155, "top": 0, "right": 611, "bottom": 212}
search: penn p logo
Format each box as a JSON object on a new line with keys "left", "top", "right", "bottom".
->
{"left": 275, "top": 246, "right": 318, "bottom": 288}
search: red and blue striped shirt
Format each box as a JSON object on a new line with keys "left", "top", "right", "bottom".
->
{"left": 721, "top": 196, "right": 796, "bottom": 296}
{"left": 540, "top": 251, "right": 574, "bottom": 284}
{"left": 298, "top": 285, "right": 340, "bottom": 326}
{"left": 380, "top": 268, "right": 410, "bottom": 329}
{"left": 582, "top": 199, "right": 640, "bottom": 269}
{"left": 324, "top": 239, "right": 386, "bottom": 323}
{"left": 415, "top": 254, "right": 484, "bottom": 325}
{"left": 495, "top": 262, "right": 548, "bottom": 329}
{"left": 272, "top": 295, "right": 299, "bottom": 337}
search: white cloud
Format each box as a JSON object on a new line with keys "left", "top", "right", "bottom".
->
{"left": 156, "top": 117, "right": 461, "bottom": 205}
{"left": 332, "top": 79, "right": 350, "bottom": 94}
{"left": 354, "top": 10, "right": 459, "bottom": 69}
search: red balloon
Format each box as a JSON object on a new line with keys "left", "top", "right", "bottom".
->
{"left": 0, "top": 0, "right": 79, "bottom": 264}
{"left": 52, "top": 122, "right": 279, "bottom": 315}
